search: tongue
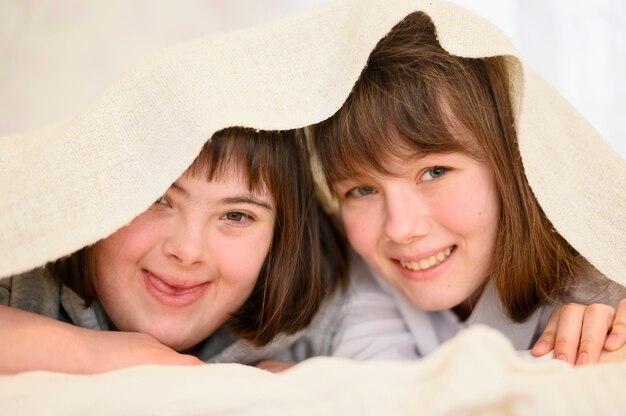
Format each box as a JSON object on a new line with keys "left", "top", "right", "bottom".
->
{"left": 150, "top": 275, "right": 194, "bottom": 295}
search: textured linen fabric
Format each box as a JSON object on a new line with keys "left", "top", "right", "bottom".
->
{"left": 3, "top": 326, "right": 626, "bottom": 415}
{"left": 0, "top": 268, "right": 344, "bottom": 364}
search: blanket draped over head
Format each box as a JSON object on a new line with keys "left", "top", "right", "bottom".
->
{"left": 0, "top": 0, "right": 623, "bottom": 284}
{"left": 0, "top": 0, "right": 625, "bottom": 414}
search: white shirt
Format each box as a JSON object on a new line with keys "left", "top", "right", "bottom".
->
{"left": 332, "top": 253, "right": 622, "bottom": 361}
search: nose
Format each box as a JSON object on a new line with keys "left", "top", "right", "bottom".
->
{"left": 383, "top": 187, "right": 431, "bottom": 243}
{"left": 163, "top": 216, "right": 209, "bottom": 267}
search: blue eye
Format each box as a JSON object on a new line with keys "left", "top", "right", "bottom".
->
{"left": 347, "top": 186, "right": 376, "bottom": 198}
{"left": 422, "top": 166, "right": 448, "bottom": 181}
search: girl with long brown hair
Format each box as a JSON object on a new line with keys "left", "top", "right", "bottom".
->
{"left": 313, "top": 10, "right": 626, "bottom": 365}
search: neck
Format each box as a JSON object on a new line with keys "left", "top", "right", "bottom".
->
{"left": 452, "top": 279, "right": 490, "bottom": 322}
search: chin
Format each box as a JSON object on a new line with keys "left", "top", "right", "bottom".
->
{"left": 159, "top": 333, "right": 198, "bottom": 352}
{"left": 144, "top": 324, "right": 198, "bottom": 351}
{"left": 419, "top": 303, "right": 455, "bottom": 312}
{"left": 407, "top": 295, "right": 462, "bottom": 312}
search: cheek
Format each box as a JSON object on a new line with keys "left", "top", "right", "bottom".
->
{"left": 91, "top": 239, "right": 126, "bottom": 317}
{"left": 93, "top": 231, "right": 127, "bottom": 284}
{"left": 106, "top": 213, "right": 160, "bottom": 254}
{"left": 214, "top": 232, "right": 271, "bottom": 287}
{"left": 444, "top": 176, "right": 500, "bottom": 243}
{"left": 341, "top": 207, "right": 378, "bottom": 254}
{"left": 219, "top": 245, "right": 266, "bottom": 309}
{"left": 92, "top": 217, "right": 160, "bottom": 288}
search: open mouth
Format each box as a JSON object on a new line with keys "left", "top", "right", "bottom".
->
{"left": 399, "top": 245, "right": 455, "bottom": 272}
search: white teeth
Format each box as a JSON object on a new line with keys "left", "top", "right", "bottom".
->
{"left": 400, "top": 247, "right": 453, "bottom": 272}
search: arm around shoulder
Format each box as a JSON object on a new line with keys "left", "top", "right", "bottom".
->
{"left": 0, "top": 304, "right": 94, "bottom": 374}
{"left": 0, "top": 305, "right": 202, "bottom": 374}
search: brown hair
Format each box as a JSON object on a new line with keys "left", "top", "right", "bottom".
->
{"left": 311, "top": 12, "right": 582, "bottom": 322}
{"left": 48, "top": 127, "right": 348, "bottom": 346}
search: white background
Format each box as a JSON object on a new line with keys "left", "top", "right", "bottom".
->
{"left": 0, "top": 0, "right": 624, "bottom": 158}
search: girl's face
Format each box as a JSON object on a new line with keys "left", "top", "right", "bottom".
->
{"left": 334, "top": 150, "right": 499, "bottom": 313}
{"left": 92, "top": 172, "right": 275, "bottom": 351}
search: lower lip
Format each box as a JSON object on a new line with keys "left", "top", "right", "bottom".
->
{"left": 143, "top": 271, "right": 209, "bottom": 308}
{"left": 395, "top": 247, "right": 455, "bottom": 281}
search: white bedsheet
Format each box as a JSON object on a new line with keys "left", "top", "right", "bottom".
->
{"left": 2, "top": 325, "right": 625, "bottom": 415}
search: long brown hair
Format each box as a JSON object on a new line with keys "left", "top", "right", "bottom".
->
{"left": 312, "top": 12, "right": 582, "bottom": 321}
{"left": 49, "top": 127, "right": 348, "bottom": 346}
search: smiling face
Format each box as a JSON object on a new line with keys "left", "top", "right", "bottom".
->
{"left": 334, "top": 150, "right": 499, "bottom": 313}
{"left": 313, "top": 11, "right": 584, "bottom": 324}
{"left": 92, "top": 172, "right": 275, "bottom": 351}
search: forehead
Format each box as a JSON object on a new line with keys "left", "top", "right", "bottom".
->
{"left": 334, "top": 130, "right": 471, "bottom": 180}
{"left": 177, "top": 171, "right": 272, "bottom": 201}
{"left": 184, "top": 160, "right": 269, "bottom": 196}
{"left": 186, "top": 139, "right": 271, "bottom": 195}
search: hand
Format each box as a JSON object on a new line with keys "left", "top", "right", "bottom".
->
{"left": 598, "top": 343, "right": 626, "bottom": 364}
{"left": 255, "top": 360, "right": 296, "bottom": 373}
{"left": 0, "top": 305, "right": 203, "bottom": 374}
{"left": 83, "top": 329, "right": 204, "bottom": 373}
{"left": 531, "top": 300, "right": 626, "bottom": 366}
{"left": 601, "top": 299, "right": 626, "bottom": 352}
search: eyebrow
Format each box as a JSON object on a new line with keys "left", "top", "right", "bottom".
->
{"left": 170, "top": 182, "right": 273, "bottom": 210}
{"left": 220, "top": 195, "right": 273, "bottom": 210}
{"left": 170, "top": 182, "right": 191, "bottom": 199}
{"left": 333, "top": 173, "right": 375, "bottom": 187}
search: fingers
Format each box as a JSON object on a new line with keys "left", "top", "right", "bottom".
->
{"left": 551, "top": 303, "right": 586, "bottom": 365}
{"left": 179, "top": 354, "right": 205, "bottom": 366}
{"left": 256, "top": 360, "right": 296, "bottom": 373}
{"left": 575, "top": 303, "right": 614, "bottom": 365}
{"left": 604, "top": 298, "right": 626, "bottom": 351}
{"left": 598, "top": 343, "right": 626, "bottom": 365}
{"left": 531, "top": 307, "right": 560, "bottom": 357}
{"left": 533, "top": 301, "right": 626, "bottom": 366}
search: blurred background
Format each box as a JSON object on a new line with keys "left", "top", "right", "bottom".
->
{"left": 0, "top": 0, "right": 624, "bottom": 158}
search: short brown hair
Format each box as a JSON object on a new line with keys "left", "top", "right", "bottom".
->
{"left": 312, "top": 12, "right": 582, "bottom": 321}
{"left": 49, "top": 127, "right": 348, "bottom": 346}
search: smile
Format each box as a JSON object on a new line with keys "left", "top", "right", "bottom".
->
{"left": 143, "top": 270, "right": 210, "bottom": 308}
{"left": 399, "top": 246, "right": 454, "bottom": 272}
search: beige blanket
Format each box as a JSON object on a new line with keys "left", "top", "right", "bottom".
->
{"left": 1, "top": 0, "right": 625, "bottom": 413}
{"left": 3, "top": 326, "right": 625, "bottom": 415}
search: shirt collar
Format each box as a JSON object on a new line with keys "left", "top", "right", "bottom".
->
{"left": 375, "top": 273, "right": 547, "bottom": 355}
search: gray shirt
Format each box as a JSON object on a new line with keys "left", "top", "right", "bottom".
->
{"left": 0, "top": 267, "right": 343, "bottom": 364}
